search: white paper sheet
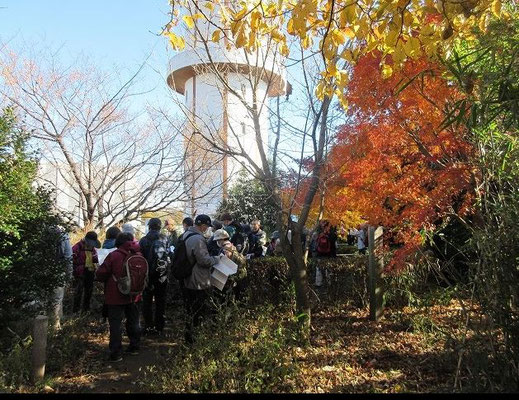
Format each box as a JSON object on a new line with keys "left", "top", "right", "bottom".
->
{"left": 213, "top": 255, "right": 237, "bottom": 276}
{"left": 210, "top": 255, "right": 238, "bottom": 291}
{"left": 96, "top": 248, "right": 116, "bottom": 265}
{"left": 210, "top": 270, "right": 228, "bottom": 291}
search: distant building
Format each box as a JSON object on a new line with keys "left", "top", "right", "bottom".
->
{"left": 167, "top": 6, "right": 290, "bottom": 217}
{"left": 36, "top": 161, "right": 142, "bottom": 229}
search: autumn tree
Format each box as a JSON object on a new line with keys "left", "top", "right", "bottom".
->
{"left": 166, "top": 0, "right": 508, "bottom": 102}
{"left": 325, "top": 53, "right": 475, "bottom": 267}
{"left": 161, "top": 1, "right": 349, "bottom": 334}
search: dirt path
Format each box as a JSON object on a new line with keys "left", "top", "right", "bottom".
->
{"left": 80, "top": 327, "right": 180, "bottom": 393}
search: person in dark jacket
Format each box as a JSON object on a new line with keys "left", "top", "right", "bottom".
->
{"left": 72, "top": 231, "right": 100, "bottom": 313}
{"left": 100, "top": 226, "right": 121, "bottom": 322}
{"left": 221, "top": 213, "right": 247, "bottom": 253}
{"left": 139, "top": 218, "right": 169, "bottom": 335}
{"left": 247, "top": 219, "right": 267, "bottom": 259}
{"left": 207, "top": 220, "right": 223, "bottom": 257}
{"left": 95, "top": 232, "right": 142, "bottom": 362}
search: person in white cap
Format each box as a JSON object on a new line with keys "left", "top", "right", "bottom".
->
{"left": 121, "top": 223, "right": 135, "bottom": 236}
{"left": 212, "top": 229, "right": 247, "bottom": 301}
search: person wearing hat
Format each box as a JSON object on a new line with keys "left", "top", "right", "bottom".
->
{"left": 121, "top": 223, "right": 136, "bottom": 236}
{"left": 212, "top": 229, "right": 247, "bottom": 301}
{"left": 182, "top": 214, "right": 221, "bottom": 343}
{"left": 72, "top": 231, "right": 100, "bottom": 313}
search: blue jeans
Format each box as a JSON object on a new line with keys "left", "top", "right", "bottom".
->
{"left": 107, "top": 303, "right": 141, "bottom": 357}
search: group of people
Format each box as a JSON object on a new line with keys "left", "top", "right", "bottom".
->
{"left": 67, "top": 213, "right": 271, "bottom": 362}
{"left": 55, "top": 213, "right": 369, "bottom": 362}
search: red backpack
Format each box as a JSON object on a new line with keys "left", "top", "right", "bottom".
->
{"left": 316, "top": 233, "right": 331, "bottom": 255}
{"left": 112, "top": 249, "right": 149, "bottom": 297}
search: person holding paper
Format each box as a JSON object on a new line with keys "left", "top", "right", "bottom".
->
{"left": 212, "top": 229, "right": 247, "bottom": 302}
{"left": 72, "top": 231, "right": 100, "bottom": 313}
{"left": 183, "top": 214, "right": 221, "bottom": 344}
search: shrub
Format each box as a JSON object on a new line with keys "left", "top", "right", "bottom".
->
{"left": 0, "top": 108, "right": 71, "bottom": 327}
{"left": 307, "top": 255, "right": 369, "bottom": 307}
{"left": 146, "top": 302, "right": 299, "bottom": 393}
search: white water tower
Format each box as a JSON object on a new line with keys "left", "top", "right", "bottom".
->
{"left": 167, "top": 10, "right": 290, "bottom": 217}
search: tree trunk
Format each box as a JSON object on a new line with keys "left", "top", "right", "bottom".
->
{"left": 276, "top": 211, "right": 311, "bottom": 340}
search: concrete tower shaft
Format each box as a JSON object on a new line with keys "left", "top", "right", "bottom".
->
{"left": 167, "top": 6, "right": 290, "bottom": 217}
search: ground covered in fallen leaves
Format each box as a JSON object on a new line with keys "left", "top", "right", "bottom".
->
{"left": 3, "top": 283, "right": 496, "bottom": 393}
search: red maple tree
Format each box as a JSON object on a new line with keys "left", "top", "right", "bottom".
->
{"left": 326, "top": 53, "right": 476, "bottom": 269}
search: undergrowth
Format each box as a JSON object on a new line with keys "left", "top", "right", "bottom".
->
{"left": 144, "top": 300, "right": 300, "bottom": 393}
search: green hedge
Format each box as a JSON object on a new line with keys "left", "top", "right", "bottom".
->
{"left": 245, "top": 255, "right": 370, "bottom": 308}
{"left": 245, "top": 255, "right": 436, "bottom": 310}
{"left": 307, "top": 255, "right": 369, "bottom": 307}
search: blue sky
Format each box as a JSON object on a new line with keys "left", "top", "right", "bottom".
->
{"left": 0, "top": 1, "right": 340, "bottom": 159}
{"left": 0, "top": 0, "right": 176, "bottom": 107}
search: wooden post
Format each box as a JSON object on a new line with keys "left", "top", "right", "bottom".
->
{"left": 368, "top": 226, "right": 384, "bottom": 321}
{"left": 31, "top": 315, "right": 48, "bottom": 383}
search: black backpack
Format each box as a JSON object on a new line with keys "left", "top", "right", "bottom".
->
{"left": 171, "top": 232, "right": 200, "bottom": 280}
{"left": 150, "top": 235, "right": 170, "bottom": 283}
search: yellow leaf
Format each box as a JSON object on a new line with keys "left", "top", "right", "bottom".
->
{"left": 280, "top": 43, "right": 290, "bottom": 56}
{"left": 393, "top": 40, "right": 406, "bottom": 65}
{"left": 204, "top": 2, "right": 214, "bottom": 11}
{"left": 337, "top": 70, "right": 349, "bottom": 88}
{"left": 302, "top": 35, "right": 313, "bottom": 49}
{"left": 211, "top": 29, "right": 222, "bottom": 42}
{"left": 332, "top": 29, "right": 347, "bottom": 46}
{"left": 182, "top": 15, "right": 195, "bottom": 29}
{"left": 236, "top": 31, "right": 247, "bottom": 48}
{"left": 168, "top": 32, "right": 185, "bottom": 50}
{"left": 343, "top": 27, "right": 355, "bottom": 39}
{"left": 478, "top": 13, "right": 489, "bottom": 33}
{"left": 381, "top": 64, "right": 393, "bottom": 79}
{"left": 491, "top": 0, "right": 502, "bottom": 17}
{"left": 287, "top": 18, "right": 295, "bottom": 34}
{"left": 234, "top": 7, "right": 248, "bottom": 21}
{"left": 340, "top": 49, "right": 353, "bottom": 63}
{"left": 271, "top": 29, "right": 284, "bottom": 42}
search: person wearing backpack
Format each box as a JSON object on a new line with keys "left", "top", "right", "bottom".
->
{"left": 95, "top": 232, "right": 147, "bottom": 362}
{"left": 181, "top": 214, "right": 221, "bottom": 344}
{"left": 139, "top": 218, "right": 170, "bottom": 335}
{"left": 313, "top": 220, "right": 337, "bottom": 287}
{"left": 72, "top": 231, "right": 100, "bottom": 313}
{"left": 100, "top": 226, "right": 121, "bottom": 323}
{"left": 221, "top": 213, "right": 248, "bottom": 254}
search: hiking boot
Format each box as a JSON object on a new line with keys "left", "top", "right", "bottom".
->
{"left": 125, "top": 346, "right": 139, "bottom": 356}
{"left": 109, "top": 353, "right": 123, "bottom": 362}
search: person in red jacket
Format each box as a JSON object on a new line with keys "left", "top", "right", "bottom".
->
{"left": 72, "top": 231, "right": 100, "bottom": 313}
{"left": 95, "top": 232, "right": 142, "bottom": 362}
